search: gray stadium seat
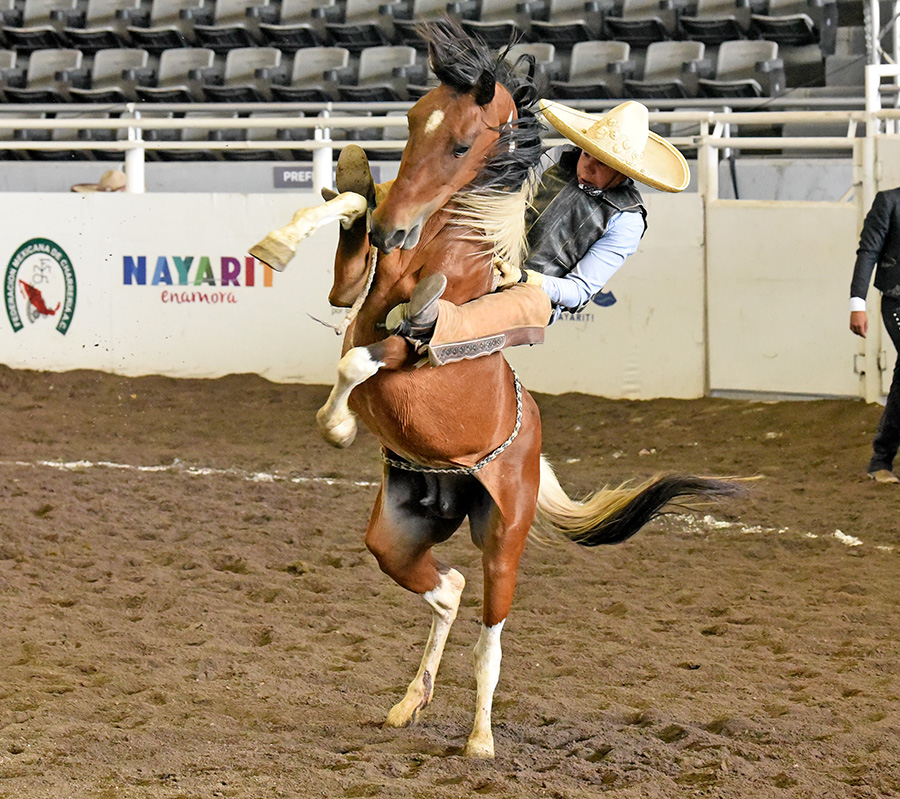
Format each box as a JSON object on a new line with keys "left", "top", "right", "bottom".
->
{"left": 320, "top": 0, "right": 395, "bottom": 52}
{"left": 527, "top": 0, "right": 606, "bottom": 50}
{"left": 679, "top": 0, "right": 752, "bottom": 46}
{"left": 504, "top": 42, "right": 562, "bottom": 80}
{"left": 460, "top": 0, "right": 526, "bottom": 49}
{"left": 603, "top": 0, "right": 679, "bottom": 47}
{"left": 390, "top": 0, "right": 452, "bottom": 50}
{"left": 3, "top": 48, "right": 84, "bottom": 102}
{"left": 193, "top": 0, "right": 274, "bottom": 52}
{"left": 61, "top": 0, "right": 142, "bottom": 53}
{"left": 698, "top": 39, "right": 785, "bottom": 97}
{"left": 270, "top": 46, "right": 352, "bottom": 102}
{"left": 68, "top": 47, "right": 150, "bottom": 102}
{"left": 125, "top": 0, "right": 205, "bottom": 53}
{"left": 751, "top": 0, "right": 837, "bottom": 54}
{"left": 549, "top": 40, "right": 632, "bottom": 100}
{"left": 202, "top": 46, "right": 284, "bottom": 102}
{"left": 135, "top": 47, "right": 218, "bottom": 102}
{"left": 336, "top": 44, "right": 423, "bottom": 102}
{"left": 624, "top": 40, "right": 707, "bottom": 99}
{"left": 257, "top": 0, "right": 333, "bottom": 51}
{"left": 1, "top": 0, "right": 80, "bottom": 52}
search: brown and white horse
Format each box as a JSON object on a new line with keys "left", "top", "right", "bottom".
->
{"left": 251, "top": 20, "right": 738, "bottom": 758}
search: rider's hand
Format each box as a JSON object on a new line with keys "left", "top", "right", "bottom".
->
{"left": 850, "top": 310, "right": 868, "bottom": 338}
{"left": 493, "top": 256, "right": 522, "bottom": 287}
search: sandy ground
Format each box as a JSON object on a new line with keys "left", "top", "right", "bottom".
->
{"left": 0, "top": 364, "right": 898, "bottom": 798}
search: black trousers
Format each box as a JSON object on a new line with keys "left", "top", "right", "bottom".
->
{"left": 870, "top": 295, "right": 900, "bottom": 471}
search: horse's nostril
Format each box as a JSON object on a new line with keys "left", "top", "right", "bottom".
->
{"left": 371, "top": 222, "right": 404, "bottom": 253}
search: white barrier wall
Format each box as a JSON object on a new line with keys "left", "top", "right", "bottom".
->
{"left": 706, "top": 200, "right": 860, "bottom": 397}
{"left": 507, "top": 192, "right": 706, "bottom": 399}
{"left": 1, "top": 193, "right": 345, "bottom": 383}
{"left": 0, "top": 192, "right": 866, "bottom": 399}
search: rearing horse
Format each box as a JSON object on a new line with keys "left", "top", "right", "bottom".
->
{"left": 251, "top": 20, "right": 737, "bottom": 758}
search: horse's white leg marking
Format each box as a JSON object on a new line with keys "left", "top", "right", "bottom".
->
{"left": 424, "top": 109, "right": 445, "bottom": 136}
{"left": 385, "top": 568, "right": 466, "bottom": 728}
{"left": 250, "top": 192, "right": 369, "bottom": 270}
{"left": 463, "top": 619, "right": 505, "bottom": 758}
{"left": 316, "top": 346, "right": 383, "bottom": 448}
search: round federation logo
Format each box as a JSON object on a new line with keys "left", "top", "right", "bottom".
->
{"left": 4, "top": 238, "right": 76, "bottom": 335}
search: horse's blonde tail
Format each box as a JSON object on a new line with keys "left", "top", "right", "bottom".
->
{"left": 535, "top": 456, "right": 741, "bottom": 546}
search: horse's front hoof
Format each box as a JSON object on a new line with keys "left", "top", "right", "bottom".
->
{"left": 248, "top": 236, "right": 295, "bottom": 272}
{"left": 462, "top": 735, "right": 495, "bottom": 759}
{"left": 316, "top": 408, "right": 358, "bottom": 448}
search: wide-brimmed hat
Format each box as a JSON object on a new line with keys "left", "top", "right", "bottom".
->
{"left": 538, "top": 99, "right": 690, "bottom": 193}
{"left": 70, "top": 169, "right": 127, "bottom": 193}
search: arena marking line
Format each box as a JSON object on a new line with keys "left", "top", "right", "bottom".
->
{"left": 3, "top": 459, "right": 893, "bottom": 554}
{"left": 0, "top": 458, "right": 379, "bottom": 488}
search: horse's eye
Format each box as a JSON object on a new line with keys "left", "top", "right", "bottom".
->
{"left": 452, "top": 144, "right": 471, "bottom": 158}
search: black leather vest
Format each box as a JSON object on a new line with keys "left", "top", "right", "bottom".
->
{"left": 525, "top": 148, "right": 647, "bottom": 278}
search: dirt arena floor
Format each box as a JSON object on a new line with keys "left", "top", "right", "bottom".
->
{"left": 0, "top": 363, "right": 898, "bottom": 798}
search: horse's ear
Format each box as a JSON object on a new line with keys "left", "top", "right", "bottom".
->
{"left": 472, "top": 69, "right": 496, "bottom": 106}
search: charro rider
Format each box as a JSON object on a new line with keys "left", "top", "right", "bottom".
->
{"left": 375, "top": 99, "right": 690, "bottom": 364}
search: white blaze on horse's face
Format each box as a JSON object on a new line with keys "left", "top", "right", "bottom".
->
{"left": 424, "top": 109, "right": 445, "bottom": 137}
{"left": 370, "top": 83, "right": 518, "bottom": 254}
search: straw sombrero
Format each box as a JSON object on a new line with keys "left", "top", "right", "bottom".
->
{"left": 538, "top": 99, "right": 690, "bottom": 193}
{"left": 70, "top": 169, "right": 127, "bottom": 193}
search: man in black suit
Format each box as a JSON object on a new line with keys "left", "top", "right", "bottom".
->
{"left": 850, "top": 187, "right": 900, "bottom": 483}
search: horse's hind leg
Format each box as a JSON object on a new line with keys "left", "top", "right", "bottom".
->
{"left": 317, "top": 335, "right": 410, "bottom": 448}
{"left": 386, "top": 567, "right": 465, "bottom": 727}
{"left": 463, "top": 409, "right": 541, "bottom": 757}
{"left": 366, "top": 468, "right": 471, "bottom": 728}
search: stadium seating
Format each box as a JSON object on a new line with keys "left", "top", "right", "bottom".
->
{"left": 460, "top": 0, "right": 527, "bottom": 49}
{"left": 1, "top": 0, "right": 80, "bottom": 52}
{"left": 527, "top": 0, "right": 606, "bottom": 50}
{"left": 320, "top": 0, "right": 395, "bottom": 52}
{"left": 61, "top": 0, "right": 142, "bottom": 53}
{"left": 604, "top": 0, "right": 680, "bottom": 48}
{"left": 679, "top": 0, "right": 752, "bottom": 45}
{"left": 751, "top": 0, "right": 837, "bottom": 54}
{"left": 504, "top": 41, "right": 563, "bottom": 80}
{"left": 624, "top": 40, "right": 707, "bottom": 98}
{"left": 270, "top": 45, "right": 352, "bottom": 102}
{"left": 68, "top": 47, "right": 149, "bottom": 102}
{"left": 698, "top": 38, "right": 785, "bottom": 96}
{"left": 220, "top": 110, "right": 312, "bottom": 161}
{"left": 202, "top": 46, "right": 284, "bottom": 102}
{"left": 134, "top": 46, "right": 218, "bottom": 102}
{"left": 336, "top": 44, "right": 423, "bottom": 101}
{"left": 548, "top": 40, "right": 631, "bottom": 99}
{"left": 256, "top": 0, "right": 332, "bottom": 51}
{"left": 125, "top": 0, "right": 205, "bottom": 53}
{"left": 3, "top": 47, "right": 83, "bottom": 101}
{"left": 192, "top": 0, "right": 274, "bottom": 52}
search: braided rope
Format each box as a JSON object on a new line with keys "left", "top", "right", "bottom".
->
{"left": 382, "top": 369, "right": 523, "bottom": 475}
{"left": 308, "top": 246, "right": 378, "bottom": 335}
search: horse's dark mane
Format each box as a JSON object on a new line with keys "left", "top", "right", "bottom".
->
{"left": 418, "top": 18, "right": 544, "bottom": 193}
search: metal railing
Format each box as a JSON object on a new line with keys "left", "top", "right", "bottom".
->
{"left": 0, "top": 99, "right": 874, "bottom": 196}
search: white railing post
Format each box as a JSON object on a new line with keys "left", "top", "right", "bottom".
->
{"left": 698, "top": 118, "right": 719, "bottom": 204}
{"left": 124, "top": 104, "right": 145, "bottom": 194}
{"left": 313, "top": 110, "right": 333, "bottom": 195}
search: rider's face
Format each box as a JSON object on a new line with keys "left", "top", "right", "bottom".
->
{"left": 576, "top": 151, "right": 626, "bottom": 192}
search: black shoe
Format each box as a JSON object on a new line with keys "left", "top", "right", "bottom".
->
{"left": 335, "top": 144, "right": 375, "bottom": 207}
{"left": 386, "top": 273, "right": 447, "bottom": 341}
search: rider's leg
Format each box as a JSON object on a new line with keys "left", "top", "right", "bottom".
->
{"left": 389, "top": 282, "right": 551, "bottom": 366}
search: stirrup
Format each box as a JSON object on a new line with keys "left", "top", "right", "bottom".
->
{"left": 385, "top": 274, "right": 447, "bottom": 341}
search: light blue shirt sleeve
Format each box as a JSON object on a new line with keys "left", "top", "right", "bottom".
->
{"left": 539, "top": 210, "right": 645, "bottom": 310}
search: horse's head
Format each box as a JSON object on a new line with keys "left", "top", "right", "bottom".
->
{"left": 370, "top": 19, "right": 542, "bottom": 254}
{"left": 371, "top": 82, "right": 517, "bottom": 253}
